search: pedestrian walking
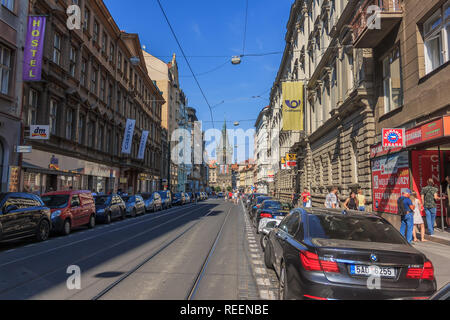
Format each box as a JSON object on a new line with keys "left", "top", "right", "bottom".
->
{"left": 421, "top": 179, "right": 441, "bottom": 235}
{"left": 325, "top": 187, "right": 339, "bottom": 209}
{"left": 301, "top": 188, "right": 311, "bottom": 208}
{"left": 357, "top": 189, "right": 366, "bottom": 212}
{"left": 398, "top": 189, "right": 415, "bottom": 244}
{"left": 411, "top": 192, "right": 427, "bottom": 242}
{"left": 343, "top": 191, "right": 358, "bottom": 211}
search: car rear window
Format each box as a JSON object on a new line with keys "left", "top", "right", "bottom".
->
{"left": 42, "top": 195, "right": 70, "bottom": 209}
{"left": 307, "top": 214, "right": 406, "bottom": 244}
{"left": 257, "top": 197, "right": 271, "bottom": 204}
{"left": 94, "top": 196, "right": 110, "bottom": 205}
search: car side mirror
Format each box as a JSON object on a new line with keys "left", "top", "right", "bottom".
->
{"left": 4, "top": 205, "right": 19, "bottom": 214}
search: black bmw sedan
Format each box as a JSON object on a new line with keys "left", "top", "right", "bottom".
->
{"left": 264, "top": 208, "right": 437, "bottom": 300}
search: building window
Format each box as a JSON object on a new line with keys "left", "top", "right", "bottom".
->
{"left": 116, "top": 89, "right": 121, "bottom": 113}
{"left": 80, "top": 58, "right": 87, "bottom": 86}
{"left": 105, "top": 128, "right": 111, "bottom": 153}
{"left": 98, "top": 125, "right": 104, "bottom": 151}
{"left": 423, "top": 2, "right": 450, "bottom": 74}
{"left": 91, "top": 64, "right": 98, "bottom": 94}
{"left": 101, "top": 32, "right": 107, "bottom": 54}
{"left": 93, "top": 21, "right": 99, "bottom": 43}
{"left": 83, "top": 7, "right": 90, "bottom": 32}
{"left": 109, "top": 43, "right": 115, "bottom": 63}
{"left": 382, "top": 46, "right": 403, "bottom": 113}
{"left": 69, "top": 46, "right": 77, "bottom": 77}
{"left": 100, "top": 76, "right": 106, "bottom": 101}
{"left": 53, "top": 33, "right": 61, "bottom": 65}
{"left": 78, "top": 114, "right": 85, "bottom": 145}
{"left": 0, "top": 45, "right": 12, "bottom": 95}
{"left": 66, "top": 109, "right": 73, "bottom": 140}
{"left": 87, "top": 121, "right": 94, "bottom": 148}
{"left": 1, "top": 0, "right": 15, "bottom": 11}
{"left": 27, "top": 89, "right": 38, "bottom": 125}
{"left": 118, "top": 52, "right": 122, "bottom": 71}
{"left": 124, "top": 60, "right": 128, "bottom": 79}
{"left": 108, "top": 83, "right": 113, "bottom": 108}
{"left": 49, "top": 99, "right": 58, "bottom": 135}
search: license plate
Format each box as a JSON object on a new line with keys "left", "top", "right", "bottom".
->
{"left": 350, "top": 265, "right": 396, "bottom": 278}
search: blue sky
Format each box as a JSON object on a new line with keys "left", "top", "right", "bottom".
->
{"left": 104, "top": 0, "right": 293, "bottom": 159}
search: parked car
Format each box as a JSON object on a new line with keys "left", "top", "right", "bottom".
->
{"left": 42, "top": 190, "right": 96, "bottom": 235}
{"left": 172, "top": 193, "right": 185, "bottom": 206}
{"left": 259, "top": 218, "right": 281, "bottom": 250}
{"left": 202, "top": 192, "right": 208, "bottom": 200}
{"left": 264, "top": 208, "right": 437, "bottom": 300}
{"left": 158, "top": 190, "right": 172, "bottom": 209}
{"left": 94, "top": 194, "right": 126, "bottom": 224}
{"left": 217, "top": 192, "right": 224, "bottom": 198}
{"left": 187, "top": 192, "right": 194, "bottom": 203}
{"left": 250, "top": 196, "right": 272, "bottom": 220}
{"left": 141, "top": 192, "right": 163, "bottom": 212}
{"left": 184, "top": 192, "right": 191, "bottom": 203}
{"left": 121, "top": 195, "right": 146, "bottom": 217}
{"left": 247, "top": 193, "right": 267, "bottom": 211}
{"left": 253, "top": 200, "right": 291, "bottom": 233}
{"left": 195, "top": 192, "right": 201, "bottom": 201}
{"left": 0, "top": 192, "right": 52, "bottom": 242}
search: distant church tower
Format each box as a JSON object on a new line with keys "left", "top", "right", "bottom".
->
{"left": 216, "top": 119, "right": 233, "bottom": 166}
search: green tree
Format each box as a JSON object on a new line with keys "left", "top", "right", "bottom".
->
{"left": 227, "top": 186, "right": 232, "bottom": 192}
{"left": 215, "top": 186, "right": 221, "bottom": 193}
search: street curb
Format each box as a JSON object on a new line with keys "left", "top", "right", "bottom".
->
{"left": 425, "top": 234, "right": 450, "bottom": 246}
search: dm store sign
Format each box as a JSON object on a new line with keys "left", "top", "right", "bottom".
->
{"left": 382, "top": 129, "right": 405, "bottom": 148}
{"left": 30, "top": 125, "right": 50, "bottom": 140}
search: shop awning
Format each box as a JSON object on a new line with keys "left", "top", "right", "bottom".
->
{"left": 22, "top": 162, "right": 79, "bottom": 177}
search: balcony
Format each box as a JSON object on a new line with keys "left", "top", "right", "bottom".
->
{"left": 352, "top": 0, "right": 403, "bottom": 48}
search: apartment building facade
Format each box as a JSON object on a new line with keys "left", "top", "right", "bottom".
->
{"left": 254, "top": 106, "right": 270, "bottom": 194}
{"left": 268, "top": 0, "right": 377, "bottom": 205}
{"left": 0, "top": 0, "right": 28, "bottom": 192}
{"left": 352, "top": 0, "right": 450, "bottom": 227}
{"left": 21, "top": 0, "right": 164, "bottom": 194}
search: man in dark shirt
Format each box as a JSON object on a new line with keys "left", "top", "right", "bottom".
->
{"left": 421, "top": 179, "right": 441, "bottom": 235}
{"left": 399, "top": 189, "right": 415, "bottom": 244}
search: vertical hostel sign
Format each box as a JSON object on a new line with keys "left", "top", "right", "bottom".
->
{"left": 137, "top": 131, "right": 149, "bottom": 160}
{"left": 23, "top": 16, "right": 47, "bottom": 81}
{"left": 121, "top": 119, "right": 136, "bottom": 154}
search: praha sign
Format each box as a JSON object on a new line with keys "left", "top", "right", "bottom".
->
{"left": 382, "top": 128, "right": 405, "bottom": 148}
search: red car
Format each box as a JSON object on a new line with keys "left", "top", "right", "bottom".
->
{"left": 41, "top": 190, "right": 96, "bottom": 235}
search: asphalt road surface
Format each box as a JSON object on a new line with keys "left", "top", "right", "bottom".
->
{"left": 0, "top": 199, "right": 259, "bottom": 300}
{"left": 0, "top": 198, "right": 448, "bottom": 300}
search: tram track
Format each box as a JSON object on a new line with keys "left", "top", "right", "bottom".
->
{"left": 92, "top": 203, "right": 233, "bottom": 300}
{"left": 0, "top": 202, "right": 215, "bottom": 298}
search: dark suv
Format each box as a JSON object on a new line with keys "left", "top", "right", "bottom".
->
{"left": 0, "top": 192, "right": 52, "bottom": 242}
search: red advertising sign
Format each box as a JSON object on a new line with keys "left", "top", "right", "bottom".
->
{"left": 382, "top": 128, "right": 406, "bottom": 148}
{"left": 411, "top": 150, "right": 449, "bottom": 217}
{"left": 406, "top": 127, "right": 422, "bottom": 146}
{"left": 372, "top": 152, "right": 410, "bottom": 214}
{"left": 421, "top": 119, "right": 444, "bottom": 141}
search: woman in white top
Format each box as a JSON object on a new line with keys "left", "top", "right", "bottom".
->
{"left": 411, "top": 192, "right": 427, "bottom": 242}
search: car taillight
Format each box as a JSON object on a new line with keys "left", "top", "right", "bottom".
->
{"left": 256, "top": 204, "right": 261, "bottom": 208}
{"left": 406, "top": 261, "right": 434, "bottom": 280}
{"left": 300, "top": 250, "right": 339, "bottom": 273}
{"left": 260, "top": 213, "right": 272, "bottom": 218}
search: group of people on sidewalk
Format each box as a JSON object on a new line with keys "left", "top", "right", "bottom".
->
{"left": 398, "top": 178, "right": 448, "bottom": 244}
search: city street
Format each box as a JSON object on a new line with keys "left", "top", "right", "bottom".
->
{"left": 0, "top": 199, "right": 260, "bottom": 300}
{"left": 0, "top": 198, "right": 448, "bottom": 300}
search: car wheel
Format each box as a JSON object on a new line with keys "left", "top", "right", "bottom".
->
{"left": 264, "top": 241, "right": 274, "bottom": 270}
{"left": 36, "top": 220, "right": 50, "bottom": 242}
{"left": 105, "top": 213, "right": 111, "bottom": 224}
{"left": 279, "top": 262, "right": 288, "bottom": 300}
{"left": 88, "top": 215, "right": 96, "bottom": 229}
{"left": 260, "top": 234, "right": 267, "bottom": 250}
{"left": 62, "top": 219, "right": 71, "bottom": 236}
{"left": 121, "top": 209, "right": 126, "bottom": 220}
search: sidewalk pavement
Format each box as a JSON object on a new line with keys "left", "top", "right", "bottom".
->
{"left": 425, "top": 227, "right": 450, "bottom": 246}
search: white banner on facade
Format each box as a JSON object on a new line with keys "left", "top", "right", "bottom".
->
{"left": 137, "top": 130, "right": 149, "bottom": 160}
{"left": 121, "top": 119, "right": 136, "bottom": 154}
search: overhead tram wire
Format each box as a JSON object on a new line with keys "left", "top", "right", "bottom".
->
{"left": 156, "top": 0, "right": 215, "bottom": 129}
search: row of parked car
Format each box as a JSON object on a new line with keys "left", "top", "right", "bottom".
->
{"left": 0, "top": 190, "right": 209, "bottom": 244}
{"left": 242, "top": 193, "right": 446, "bottom": 300}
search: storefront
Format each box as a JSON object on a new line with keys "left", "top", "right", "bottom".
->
{"left": 22, "top": 149, "right": 120, "bottom": 194}
{"left": 370, "top": 115, "right": 450, "bottom": 228}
